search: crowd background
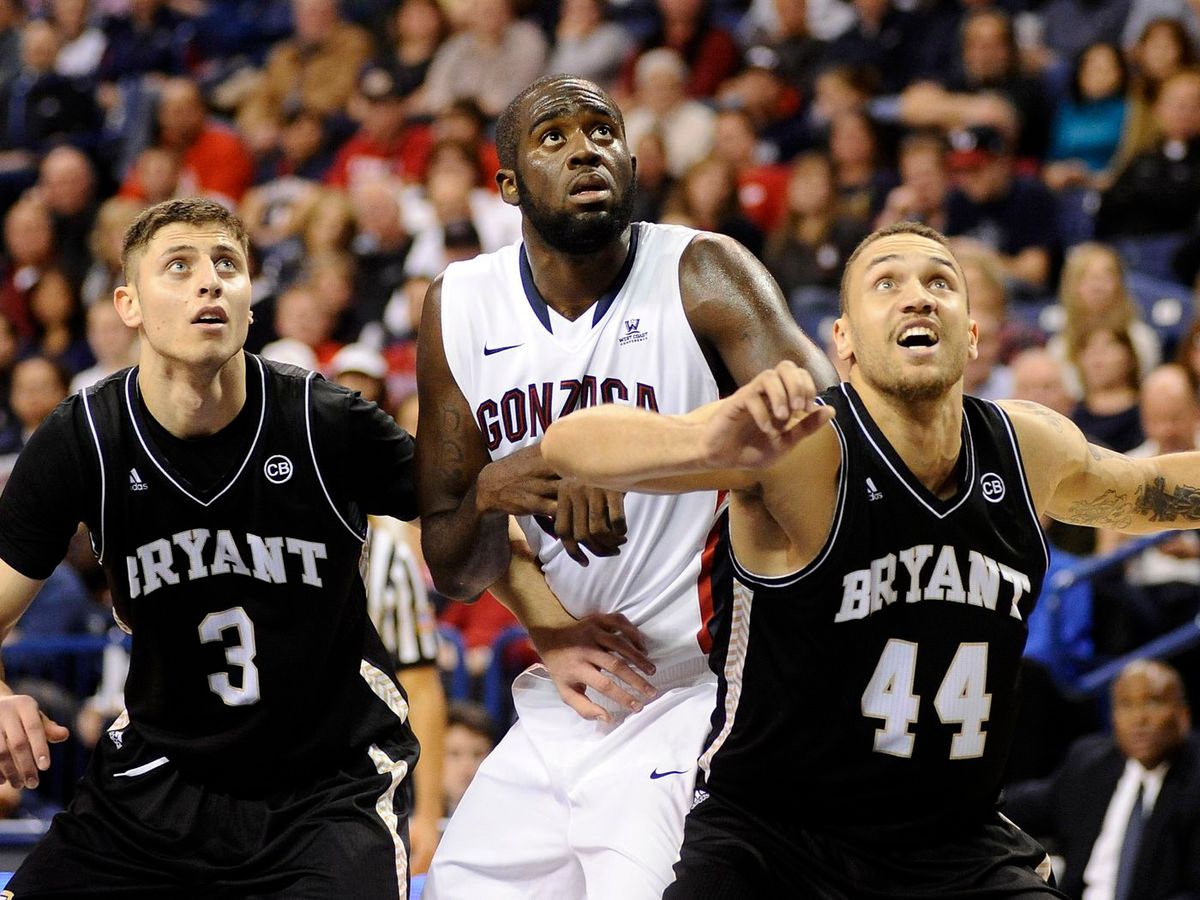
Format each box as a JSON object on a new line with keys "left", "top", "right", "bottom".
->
{"left": 1, "top": 0, "right": 1200, "bottom": 881}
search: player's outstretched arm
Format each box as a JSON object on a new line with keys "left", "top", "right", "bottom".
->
{"left": 0, "top": 557, "right": 67, "bottom": 789}
{"left": 1003, "top": 399, "right": 1200, "bottom": 533}
{"left": 680, "top": 233, "right": 839, "bottom": 393}
{"left": 543, "top": 362, "right": 832, "bottom": 492}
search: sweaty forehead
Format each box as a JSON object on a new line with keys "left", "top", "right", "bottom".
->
{"left": 148, "top": 224, "right": 243, "bottom": 251}
{"left": 523, "top": 82, "right": 620, "bottom": 131}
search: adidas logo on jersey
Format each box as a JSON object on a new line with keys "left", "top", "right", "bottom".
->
{"left": 129, "top": 468, "right": 149, "bottom": 492}
{"left": 866, "top": 477, "right": 883, "bottom": 501}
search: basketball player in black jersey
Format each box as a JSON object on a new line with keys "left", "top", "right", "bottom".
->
{"left": 544, "top": 221, "right": 1200, "bottom": 898}
{"left": 0, "top": 198, "right": 422, "bottom": 898}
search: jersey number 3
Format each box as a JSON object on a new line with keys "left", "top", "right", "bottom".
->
{"left": 861, "top": 639, "right": 991, "bottom": 760}
{"left": 198, "top": 607, "right": 261, "bottom": 706}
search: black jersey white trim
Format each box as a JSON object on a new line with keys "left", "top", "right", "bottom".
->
{"left": 729, "top": 398, "right": 850, "bottom": 589}
{"left": 81, "top": 386, "right": 107, "bottom": 563}
{"left": 841, "top": 383, "right": 976, "bottom": 519}
{"left": 303, "top": 371, "right": 366, "bottom": 542}
{"left": 985, "top": 399, "right": 1051, "bottom": 573}
{"left": 121, "top": 357, "right": 268, "bottom": 508}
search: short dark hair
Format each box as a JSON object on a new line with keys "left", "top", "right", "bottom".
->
{"left": 838, "top": 221, "right": 955, "bottom": 314}
{"left": 122, "top": 198, "right": 250, "bottom": 283}
{"left": 494, "top": 75, "right": 622, "bottom": 172}
{"left": 447, "top": 700, "right": 496, "bottom": 744}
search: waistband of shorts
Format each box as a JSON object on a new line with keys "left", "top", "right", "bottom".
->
{"left": 589, "top": 653, "right": 715, "bottom": 716}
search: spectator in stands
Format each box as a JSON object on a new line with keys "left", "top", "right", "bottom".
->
{"left": 1, "top": 197, "right": 65, "bottom": 341}
{"left": 33, "top": 146, "right": 98, "bottom": 292}
{"left": 944, "top": 123, "right": 1059, "bottom": 295}
{"left": 824, "top": 0, "right": 923, "bottom": 94}
{"left": 803, "top": 65, "right": 875, "bottom": 151}
{"left": 1032, "top": 0, "right": 1133, "bottom": 75}
{"left": 662, "top": 156, "right": 764, "bottom": 256}
{"left": 418, "top": 0, "right": 547, "bottom": 118}
{"left": 126, "top": 145, "right": 180, "bottom": 205}
{"left": 739, "top": 0, "right": 828, "bottom": 94}
{"left": 252, "top": 103, "right": 335, "bottom": 184}
{"left": 1096, "top": 68, "right": 1200, "bottom": 240}
{"left": 79, "top": 197, "right": 139, "bottom": 309}
{"left": 0, "top": 0, "right": 22, "bottom": 97}
{"left": 236, "top": 0, "right": 373, "bottom": 154}
{"left": 26, "top": 257, "right": 90, "bottom": 375}
{"left": 120, "top": 77, "right": 254, "bottom": 207}
{"left": 304, "top": 250, "right": 359, "bottom": 345}
{"left": 388, "top": 0, "right": 448, "bottom": 92}
{"left": 269, "top": 279, "right": 339, "bottom": 366}
{"left": 97, "top": 0, "right": 190, "bottom": 87}
{"left": 960, "top": 251, "right": 1015, "bottom": 400}
{"left": 1070, "top": 325, "right": 1146, "bottom": 451}
{"left": 545, "top": 0, "right": 632, "bottom": 90}
{"left": 715, "top": 60, "right": 808, "bottom": 162}
{"left": 763, "top": 151, "right": 867, "bottom": 315}
{"left": 1097, "top": 365, "right": 1200, "bottom": 651}
{"left": 50, "top": 0, "right": 106, "bottom": 80}
{"left": 0, "top": 20, "right": 100, "bottom": 179}
{"left": 69, "top": 300, "right": 137, "bottom": 392}
{"left": 1005, "top": 659, "right": 1200, "bottom": 900}
{"left": 349, "top": 178, "right": 412, "bottom": 338}
{"left": 623, "top": 48, "right": 716, "bottom": 178}
{"left": 1011, "top": 347, "right": 1077, "bottom": 417}
{"left": 326, "top": 62, "right": 424, "bottom": 191}
{"left": 1044, "top": 41, "right": 1130, "bottom": 193}
{"left": 710, "top": 107, "right": 789, "bottom": 233}
{"left": 621, "top": 0, "right": 741, "bottom": 99}
{"left": 255, "top": 187, "right": 356, "bottom": 309}
{"left": 0, "top": 356, "right": 69, "bottom": 456}
{"left": 829, "top": 108, "right": 895, "bottom": 226}
{"left": 427, "top": 99, "right": 500, "bottom": 188}
{"left": 1048, "top": 243, "right": 1161, "bottom": 393}
{"left": 1172, "top": 315, "right": 1200, "bottom": 390}
{"left": 442, "top": 701, "right": 496, "bottom": 821}
{"left": 1121, "top": 19, "right": 1197, "bottom": 163}
{"left": 629, "top": 129, "right": 675, "bottom": 223}
{"left": 876, "top": 130, "right": 950, "bottom": 232}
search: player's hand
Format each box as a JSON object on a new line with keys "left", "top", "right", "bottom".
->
{"left": 702, "top": 361, "right": 833, "bottom": 471}
{"left": 530, "top": 613, "right": 658, "bottom": 723}
{"left": 475, "top": 446, "right": 559, "bottom": 517}
{"left": 0, "top": 693, "right": 69, "bottom": 789}
{"left": 408, "top": 811, "right": 440, "bottom": 875}
{"left": 554, "top": 481, "right": 627, "bottom": 566}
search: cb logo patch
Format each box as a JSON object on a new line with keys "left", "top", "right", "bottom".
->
{"left": 264, "top": 454, "right": 294, "bottom": 484}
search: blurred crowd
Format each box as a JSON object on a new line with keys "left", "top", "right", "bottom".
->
{"left": 2, "top": 0, "right": 1200, "bottom": 844}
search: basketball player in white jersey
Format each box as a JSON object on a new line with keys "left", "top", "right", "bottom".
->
{"left": 418, "top": 76, "right": 837, "bottom": 899}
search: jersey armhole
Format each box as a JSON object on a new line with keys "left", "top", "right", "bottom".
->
{"left": 80, "top": 387, "right": 108, "bottom": 563}
{"left": 987, "top": 399, "right": 1050, "bottom": 574}
{"left": 304, "top": 372, "right": 368, "bottom": 542}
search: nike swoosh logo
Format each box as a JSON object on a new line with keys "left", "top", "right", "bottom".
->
{"left": 483, "top": 343, "right": 523, "bottom": 356}
{"left": 650, "top": 769, "right": 689, "bottom": 780}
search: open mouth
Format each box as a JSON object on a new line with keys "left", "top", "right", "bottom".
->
{"left": 568, "top": 172, "right": 610, "bottom": 202}
{"left": 193, "top": 306, "right": 228, "bottom": 326}
{"left": 897, "top": 324, "right": 939, "bottom": 349}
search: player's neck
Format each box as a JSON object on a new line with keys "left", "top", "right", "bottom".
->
{"left": 856, "top": 377, "right": 965, "bottom": 499}
{"left": 521, "top": 223, "right": 633, "bottom": 320}
{"left": 136, "top": 351, "right": 248, "bottom": 439}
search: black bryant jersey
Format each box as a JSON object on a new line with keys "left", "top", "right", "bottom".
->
{"left": 77, "top": 356, "right": 416, "bottom": 792}
{"left": 699, "top": 383, "right": 1048, "bottom": 842}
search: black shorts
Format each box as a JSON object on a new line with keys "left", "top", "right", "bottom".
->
{"left": 6, "top": 720, "right": 414, "bottom": 899}
{"left": 664, "top": 793, "right": 1066, "bottom": 900}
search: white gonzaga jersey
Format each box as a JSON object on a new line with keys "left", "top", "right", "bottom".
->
{"left": 442, "top": 222, "right": 723, "bottom": 668}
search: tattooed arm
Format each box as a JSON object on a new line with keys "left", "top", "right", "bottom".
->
{"left": 1001, "top": 400, "right": 1200, "bottom": 532}
{"left": 415, "top": 277, "right": 560, "bottom": 598}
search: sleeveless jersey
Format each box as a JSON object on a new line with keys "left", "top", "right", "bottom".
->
{"left": 699, "top": 383, "right": 1048, "bottom": 841}
{"left": 77, "top": 356, "right": 415, "bottom": 792}
{"left": 441, "top": 222, "right": 723, "bottom": 670}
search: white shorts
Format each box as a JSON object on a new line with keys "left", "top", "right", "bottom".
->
{"left": 424, "top": 661, "right": 718, "bottom": 900}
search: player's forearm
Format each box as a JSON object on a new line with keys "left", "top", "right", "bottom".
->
{"left": 420, "top": 493, "right": 512, "bottom": 600}
{"left": 542, "top": 406, "right": 707, "bottom": 490}
{"left": 1057, "top": 451, "right": 1200, "bottom": 533}
{"left": 402, "top": 665, "right": 446, "bottom": 826}
{"left": 489, "top": 531, "right": 576, "bottom": 631}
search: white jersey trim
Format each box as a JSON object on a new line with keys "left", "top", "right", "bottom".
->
{"left": 360, "top": 657, "right": 412, "bottom": 898}
{"left": 122, "top": 357, "right": 268, "bottom": 508}
{"left": 80, "top": 386, "right": 107, "bottom": 563}
{"left": 985, "top": 400, "right": 1051, "bottom": 573}
{"left": 698, "top": 578, "right": 754, "bottom": 778}
{"left": 304, "top": 371, "right": 366, "bottom": 542}
{"left": 113, "top": 756, "right": 169, "bottom": 778}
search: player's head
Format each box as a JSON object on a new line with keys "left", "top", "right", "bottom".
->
{"left": 495, "top": 75, "right": 636, "bottom": 254}
{"left": 115, "top": 198, "right": 253, "bottom": 371}
{"left": 1112, "top": 659, "right": 1190, "bottom": 769}
{"left": 832, "top": 221, "right": 977, "bottom": 403}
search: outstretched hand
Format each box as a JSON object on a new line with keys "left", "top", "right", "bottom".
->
{"left": 702, "top": 360, "right": 833, "bottom": 471}
{"left": 530, "top": 613, "right": 658, "bottom": 722}
{"left": 0, "top": 693, "right": 69, "bottom": 788}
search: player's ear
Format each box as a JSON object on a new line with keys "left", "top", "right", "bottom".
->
{"left": 496, "top": 168, "right": 520, "bottom": 207}
{"left": 831, "top": 316, "right": 854, "bottom": 362}
{"left": 113, "top": 284, "right": 143, "bottom": 329}
{"left": 966, "top": 318, "right": 979, "bottom": 361}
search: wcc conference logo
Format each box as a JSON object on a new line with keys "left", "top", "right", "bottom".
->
{"left": 619, "top": 318, "right": 649, "bottom": 346}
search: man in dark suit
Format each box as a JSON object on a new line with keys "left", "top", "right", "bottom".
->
{"left": 1005, "top": 659, "right": 1200, "bottom": 900}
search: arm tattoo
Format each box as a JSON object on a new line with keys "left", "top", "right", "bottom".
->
{"left": 1135, "top": 476, "right": 1200, "bottom": 522}
{"left": 1067, "top": 490, "right": 1133, "bottom": 529}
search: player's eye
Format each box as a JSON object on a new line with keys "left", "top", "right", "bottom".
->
{"left": 216, "top": 257, "right": 237, "bottom": 271}
{"left": 875, "top": 278, "right": 894, "bottom": 291}
{"left": 167, "top": 260, "right": 187, "bottom": 273}
{"left": 541, "top": 129, "right": 563, "bottom": 146}
{"left": 593, "top": 124, "right": 613, "bottom": 139}
{"left": 930, "top": 278, "right": 950, "bottom": 290}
